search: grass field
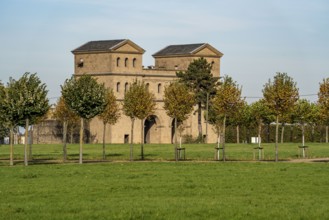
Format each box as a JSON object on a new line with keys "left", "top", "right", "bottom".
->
{"left": 1, "top": 162, "right": 329, "bottom": 219}
{"left": 1, "top": 142, "right": 329, "bottom": 165}
{"left": 1, "top": 143, "right": 329, "bottom": 219}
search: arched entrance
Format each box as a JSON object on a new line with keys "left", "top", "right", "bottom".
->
{"left": 144, "top": 115, "right": 161, "bottom": 143}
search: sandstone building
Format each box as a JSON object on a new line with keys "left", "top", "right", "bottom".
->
{"left": 71, "top": 39, "right": 223, "bottom": 144}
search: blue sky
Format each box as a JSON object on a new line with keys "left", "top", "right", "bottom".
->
{"left": 0, "top": 0, "right": 328, "bottom": 103}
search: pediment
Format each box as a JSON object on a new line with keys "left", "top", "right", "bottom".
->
{"left": 193, "top": 44, "right": 223, "bottom": 57}
{"left": 112, "top": 40, "right": 145, "bottom": 54}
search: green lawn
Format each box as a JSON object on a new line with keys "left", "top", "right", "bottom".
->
{"left": 1, "top": 142, "right": 329, "bottom": 165}
{"left": 1, "top": 162, "right": 329, "bottom": 219}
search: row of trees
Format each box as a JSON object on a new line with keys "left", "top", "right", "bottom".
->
{"left": 0, "top": 73, "right": 49, "bottom": 166}
{"left": 1, "top": 59, "right": 329, "bottom": 165}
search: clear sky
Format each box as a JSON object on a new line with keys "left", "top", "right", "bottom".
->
{"left": 1, "top": 0, "right": 328, "bottom": 104}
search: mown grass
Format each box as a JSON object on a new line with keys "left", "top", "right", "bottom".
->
{"left": 0, "top": 142, "right": 329, "bottom": 165}
{"left": 1, "top": 162, "right": 329, "bottom": 219}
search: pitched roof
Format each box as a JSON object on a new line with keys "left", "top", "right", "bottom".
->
{"left": 72, "top": 40, "right": 126, "bottom": 53}
{"left": 71, "top": 39, "right": 145, "bottom": 54}
{"left": 153, "top": 43, "right": 205, "bottom": 57}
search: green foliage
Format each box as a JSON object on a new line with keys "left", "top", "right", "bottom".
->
{"left": 0, "top": 73, "right": 49, "bottom": 126}
{"left": 98, "top": 89, "right": 120, "bottom": 125}
{"left": 294, "top": 99, "right": 316, "bottom": 125}
{"left": 318, "top": 78, "right": 329, "bottom": 125}
{"left": 123, "top": 80, "right": 155, "bottom": 120}
{"left": 163, "top": 82, "right": 195, "bottom": 121}
{"left": 176, "top": 57, "right": 218, "bottom": 137}
{"left": 53, "top": 96, "right": 80, "bottom": 128}
{"left": 176, "top": 57, "right": 217, "bottom": 105}
{"left": 61, "top": 75, "right": 107, "bottom": 119}
{"left": 16, "top": 73, "right": 50, "bottom": 125}
{"left": 263, "top": 72, "right": 299, "bottom": 118}
{"left": 212, "top": 76, "right": 244, "bottom": 116}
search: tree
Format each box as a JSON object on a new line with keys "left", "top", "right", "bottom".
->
{"left": 262, "top": 72, "right": 299, "bottom": 162}
{"left": 14, "top": 72, "right": 50, "bottom": 166}
{"left": 163, "top": 82, "right": 195, "bottom": 161}
{"left": 294, "top": 99, "right": 314, "bottom": 146}
{"left": 0, "top": 82, "right": 10, "bottom": 145}
{"left": 211, "top": 75, "right": 244, "bottom": 161}
{"left": 0, "top": 79, "right": 20, "bottom": 166}
{"left": 53, "top": 96, "right": 80, "bottom": 161}
{"left": 61, "top": 74, "right": 107, "bottom": 164}
{"left": 318, "top": 78, "right": 329, "bottom": 143}
{"left": 229, "top": 101, "right": 250, "bottom": 144}
{"left": 249, "top": 100, "right": 264, "bottom": 145}
{"left": 122, "top": 80, "right": 155, "bottom": 161}
{"left": 98, "top": 89, "right": 120, "bottom": 160}
{"left": 176, "top": 57, "right": 218, "bottom": 140}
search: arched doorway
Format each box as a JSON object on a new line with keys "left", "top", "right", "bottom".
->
{"left": 144, "top": 115, "right": 161, "bottom": 143}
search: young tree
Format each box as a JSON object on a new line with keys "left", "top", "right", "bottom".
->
{"left": 318, "top": 78, "right": 329, "bottom": 143}
{"left": 250, "top": 100, "right": 265, "bottom": 146}
{"left": 0, "top": 82, "right": 9, "bottom": 145}
{"left": 61, "top": 74, "right": 107, "bottom": 164}
{"left": 53, "top": 97, "right": 80, "bottom": 161}
{"left": 163, "top": 82, "right": 195, "bottom": 161}
{"left": 12, "top": 73, "right": 49, "bottom": 166}
{"left": 294, "top": 99, "right": 314, "bottom": 146}
{"left": 211, "top": 75, "right": 244, "bottom": 161}
{"left": 123, "top": 81, "right": 155, "bottom": 161}
{"left": 98, "top": 89, "right": 120, "bottom": 160}
{"left": 263, "top": 72, "right": 299, "bottom": 162}
{"left": 177, "top": 57, "right": 218, "bottom": 140}
{"left": 0, "top": 79, "right": 21, "bottom": 166}
{"left": 229, "top": 101, "right": 250, "bottom": 144}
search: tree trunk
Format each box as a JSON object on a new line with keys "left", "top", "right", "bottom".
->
{"left": 290, "top": 124, "right": 294, "bottom": 142}
{"left": 70, "top": 127, "right": 73, "bottom": 144}
{"left": 258, "top": 123, "right": 262, "bottom": 158}
{"left": 258, "top": 123, "right": 262, "bottom": 148}
{"left": 130, "top": 118, "right": 135, "bottom": 161}
{"left": 205, "top": 93, "right": 209, "bottom": 144}
{"left": 326, "top": 126, "right": 328, "bottom": 143}
{"left": 10, "top": 126, "right": 14, "bottom": 166}
{"left": 236, "top": 125, "right": 240, "bottom": 144}
{"left": 280, "top": 123, "right": 285, "bottom": 144}
{"left": 222, "top": 115, "right": 226, "bottom": 162}
{"left": 302, "top": 123, "right": 305, "bottom": 147}
{"left": 63, "top": 120, "right": 67, "bottom": 161}
{"left": 197, "top": 102, "right": 202, "bottom": 140}
{"left": 29, "top": 125, "right": 33, "bottom": 160}
{"left": 141, "top": 118, "right": 144, "bottom": 160}
{"left": 102, "top": 122, "right": 106, "bottom": 160}
{"left": 311, "top": 125, "right": 315, "bottom": 142}
{"left": 275, "top": 116, "right": 279, "bottom": 162}
{"left": 175, "top": 117, "right": 178, "bottom": 161}
{"left": 79, "top": 118, "right": 84, "bottom": 164}
{"left": 267, "top": 123, "right": 270, "bottom": 143}
{"left": 24, "top": 118, "right": 29, "bottom": 166}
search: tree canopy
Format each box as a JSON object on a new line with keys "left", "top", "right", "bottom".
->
{"left": 163, "top": 82, "right": 194, "bottom": 160}
{"left": 262, "top": 72, "right": 299, "bottom": 161}
{"left": 98, "top": 89, "right": 120, "bottom": 159}
{"left": 211, "top": 75, "right": 244, "bottom": 161}
{"left": 163, "top": 82, "right": 195, "bottom": 122}
{"left": 123, "top": 80, "right": 156, "bottom": 160}
{"left": 176, "top": 57, "right": 218, "bottom": 139}
{"left": 61, "top": 74, "right": 107, "bottom": 119}
{"left": 61, "top": 74, "right": 107, "bottom": 164}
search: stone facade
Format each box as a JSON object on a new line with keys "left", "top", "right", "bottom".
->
{"left": 71, "top": 39, "right": 223, "bottom": 144}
